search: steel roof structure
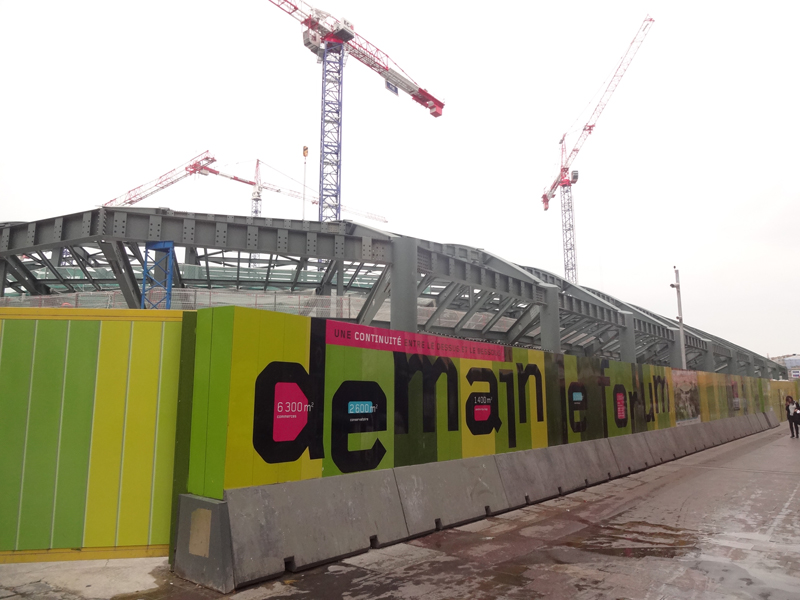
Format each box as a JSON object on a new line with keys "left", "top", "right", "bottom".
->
{"left": 0, "top": 206, "right": 786, "bottom": 378}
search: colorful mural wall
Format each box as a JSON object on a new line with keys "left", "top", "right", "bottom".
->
{"left": 0, "top": 308, "right": 186, "bottom": 562}
{"left": 186, "top": 306, "right": 798, "bottom": 501}
{"left": 1, "top": 305, "right": 796, "bottom": 562}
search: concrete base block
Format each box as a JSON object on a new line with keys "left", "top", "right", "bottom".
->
{"left": 670, "top": 425, "right": 699, "bottom": 456}
{"left": 583, "top": 438, "right": 623, "bottom": 481}
{"left": 747, "top": 413, "right": 763, "bottom": 433}
{"left": 739, "top": 415, "right": 755, "bottom": 436}
{"left": 495, "top": 448, "right": 561, "bottom": 508}
{"left": 756, "top": 412, "right": 770, "bottom": 430}
{"left": 174, "top": 494, "right": 235, "bottom": 594}
{"left": 224, "top": 469, "right": 409, "bottom": 587}
{"left": 703, "top": 421, "right": 723, "bottom": 446}
{"left": 685, "top": 422, "right": 713, "bottom": 450}
{"left": 734, "top": 416, "right": 751, "bottom": 437}
{"left": 395, "top": 456, "right": 510, "bottom": 537}
{"left": 545, "top": 444, "right": 593, "bottom": 493}
{"left": 607, "top": 432, "right": 654, "bottom": 474}
{"left": 643, "top": 428, "right": 681, "bottom": 463}
{"left": 714, "top": 419, "right": 733, "bottom": 443}
{"left": 765, "top": 409, "right": 779, "bottom": 428}
{"left": 720, "top": 417, "right": 738, "bottom": 441}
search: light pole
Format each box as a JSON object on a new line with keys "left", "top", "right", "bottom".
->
{"left": 670, "top": 266, "right": 687, "bottom": 370}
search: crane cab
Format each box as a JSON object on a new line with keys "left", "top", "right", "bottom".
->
{"left": 570, "top": 170, "right": 579, "bottom": 184}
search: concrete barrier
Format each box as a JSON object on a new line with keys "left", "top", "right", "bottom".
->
{"left": 735, "top": 415, "right": 753, "bottom": 437}
{"left": 686, "top": 422, "right": 714, "bottom": 450}
{"left": 670, "top": 425, "right": 699, "bottom": 456}
{"left": 765, "top": 409, "right": 780, "bottom": 428}
{"left": 607, "top": 432, "right": 654, "bottom": 474}
{"left": 643, "top": 428, "right": 681, "bottom": 463}
{"left": 756, "top": 412, "right": 770, "bottom": 430}
{"left": 224, "top": 469, "right": 409, "bottom": 587}
{"left": 583, "top": 438, "right": 623, "bottom": 481}
{"left": 720, "top": 417, "right": 738, "bottom": 440}
{"left": 495, "top": 448, "right": 561, "bottom": 508}
{"left": 536, "top": 444, "right": 586, "bottom": 495}
{"left": 394, "top": 456, "right": 510, "bottom": 537}
{"left": 739, "top": 415, "right": 756, "bottom": 436}
{"left": 747, "top": 413, "right": 763, "bottom": 433}
{"left": 174, "top": 495, "right": 236, "bottom": 594}
{"left": 703, "top": 421, "right": 723, "bottom": 446}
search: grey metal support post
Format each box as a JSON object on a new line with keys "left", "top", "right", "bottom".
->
{"left": 0, "top": 259, "right": 6, "bottom": 298}
{"left": 701, "top": 346, "right": 716, "bottom": 373}
{"left": 745, "top": 355, "right": 755, "bottom": 377}
{"left": 539, "top": 284, "right": 561, "bottom": 354}
{"left": 724, "top": 355, "right": 738, "bottom": 375}
{"left": 390, "top": 236, "right": 418, "bottom": 333}
{"left": 618, "top": 311, "right": 636, "bottom": 364}
{"left": 668, "top": 329, "right": 684, "bottom": 370}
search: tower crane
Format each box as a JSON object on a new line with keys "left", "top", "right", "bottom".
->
{"left": 103, "top": 151, "right": 387, "bottom": 223}
{"left": 541, "top": 16, "right": 654, "bottom": 284}
{"left": 268, "top": 0, "right": 444, "bottom": 222}
{"left": 188, "top": 160, "right": 388, "bottom": 223}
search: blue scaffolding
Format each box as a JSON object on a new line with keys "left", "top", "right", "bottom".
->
{"left": 141, "top": 241, "right": 174, "bottom": 309}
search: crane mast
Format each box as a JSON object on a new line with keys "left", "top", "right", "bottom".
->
{"left": 541, "top": 16, "right": 654, "bottom": 284}
{"left": 268, "top": 0, "right": 444, "bottom": 222}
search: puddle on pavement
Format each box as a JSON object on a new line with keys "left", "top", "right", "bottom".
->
{"left": 560, "top": 520, "right": 700, "bottom": 560}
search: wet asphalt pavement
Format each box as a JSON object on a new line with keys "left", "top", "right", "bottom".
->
{"left": 4, "top": 427, "right": 799, "bottom": 599}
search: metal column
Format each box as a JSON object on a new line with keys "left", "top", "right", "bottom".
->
{"left": 669, "top": 331, "right": 684, "bottom": 370}
{"left": 539, "top": 284, "right": 561, "bottom": 353}
{"left": 701, "top": 348, "right": 716, "bottom": 373}
{"left": 618, "top": 311, "right": 637, "bottom": 364}
{"left": 390, "top": 236, "right": 418, "bottom": 332}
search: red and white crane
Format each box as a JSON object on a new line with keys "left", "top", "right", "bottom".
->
{"left": 268, "top": 0, "right": 443, "bottom": 222}
{"left": 269, "top": 0, "right": 444, "bottom": 116}
{"left": 541, "top": 16, "right": 654, "bottom": 284}
{"left": 103, "top": 151, "right": 388, "bottom": 223}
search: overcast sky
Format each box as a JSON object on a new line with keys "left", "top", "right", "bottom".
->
{"left": 1, "top": 1, "right": 798, "bottom": 357}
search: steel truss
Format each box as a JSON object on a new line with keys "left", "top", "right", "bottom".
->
{"left": 0, "top": 207, "right": 786, "bottom": 378}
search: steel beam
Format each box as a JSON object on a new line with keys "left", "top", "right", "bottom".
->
{"left": 357, "top": 269, "right": 390, "bottom": 326}
{"left": 505, "top": 304, "right": 540, "bottom": 345}
{"left": 424, "top": 282, "right": 463, "bottom": 332}
{"left": 98, "top": 240, "right": 141, "bottom": 308}
{"left": 480, "top": 296, "right": 515, "bottom": 335}
{"left": 454, "top": 290, "right": 493, "bottom": 335}
{"left": 4, "top": 255, "right": 50, "bottom": 295}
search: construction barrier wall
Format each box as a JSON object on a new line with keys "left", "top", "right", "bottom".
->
{"left": 2, "top": 305, "right": 798, "bottom": 564}
{"left": 187, "top": 306, "right": 800, "bottom": 499}
{"left": 0, "top": 308, "right": 187, "bottom": 562}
